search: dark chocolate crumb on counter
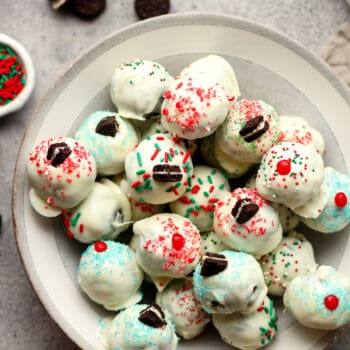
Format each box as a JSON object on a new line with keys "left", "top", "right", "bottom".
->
{"left": 95, "top": 116, "right": 119, "bottom": 137}
{"left": 135, "top": 0, "right": 170, "bottom": 20}
{"left": 201, "top": 252, "right": 228, "bottom": 277}
{"left": 73, "top": 0, "right": 106, "bottom": 19}
{"left": 139, "top": 304, "right": 167, "bottom": 328}
{"left": 47, "top": 142, "right": 72, "bottom": 167}
{"left": 231, "top": 198, "right": 259, "bottom": 225}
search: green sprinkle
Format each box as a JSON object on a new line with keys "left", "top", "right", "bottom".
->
{"left": 136, "top": 169, "right": 146, "bottom": 175}
{"left": 136, "top": 152, "right": 143, "bottom": 167}
{"left": 219, "top": 184, "right": 225, "bottom": 190}
{"left": 207, "top": 175, "right": 213, "bottom": 184}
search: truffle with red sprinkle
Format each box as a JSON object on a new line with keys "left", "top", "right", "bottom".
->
{"left": 256, "top": 141, "right": 324, "bottom": 209}
{"left": 27, "top": 136, "right": 97, "bottom": 217}
{"left": 213, "top": 188, "right": 282, "bottom": 258}
{"left": 133, "top": 213, "right": 202, "bottom": 291}
{"left": 124, "top": 133, "right": 193, "bottom": 205}
{"left": 284, "top": 265, "right": 350, "bottom": 330}
{"left": 156, "top": 278, "right": 211, "bottom": 339}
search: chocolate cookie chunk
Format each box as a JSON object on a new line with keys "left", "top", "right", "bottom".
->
{"left": 152, "top": 164, "right": 183, "bottom": 182}
{"left": 239, "top": 115, "right": 269, "bottom": 142}
{"left": 139, "top": 304, "right": 167, "bottom": 328}
{"left": 201, "top": 252, "right": 228, "bottom": 277}
{"left": 231, "top": 198, "right": 259, "bottom": 224}
{"left": 73, "top": 0, "right": 106, "bottom": 19}
{"left": 49, "top": 0, "right": 73, "bottom": 10}
{"left": 135, "top": 0, "right": 170, "bottom": 20}
{"left": 95, "top": 116, "right": 119, "bottom": 137}
{"left": 47, "top": 142, "right": 72, "bottom": 167}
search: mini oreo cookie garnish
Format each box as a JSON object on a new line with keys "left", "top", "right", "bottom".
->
{"left": 0, "top": 44, "right": 26, "bottom": 106}
{"left": 49, "top": 0, "right": 106, "bottom": 19}
{"left": 152, "top": 164, "right": 183, "bottom": 182}
{"left": 46, "top": 142, "right": 72, "bottom": 167}
{"left": 95, "top": 116, "right": 119, "bottom": 137}
{"left": 135, "top": 0, "right": 170, "bottom": 20}
{"left": 231, "top": 198, "right": 259, "bottom": 224}
{"left": 200, "top": 252, "right": 228, "bottom": 277}
{"left": 139, "top": 304, "right": 167, "bottom": 328}
{"left": 239, "top": 115, "right": 269, "bottom": 142}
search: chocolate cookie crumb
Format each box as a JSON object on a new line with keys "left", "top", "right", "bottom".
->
{"left": 95, "top": 116, "right": 119, "bottom": 137}
{"left": 201, "top": 252, "right": 228, "bottom": 277}
{"left": 139, "top": 304, "right": 167, "bottom": 328}
{"left": 47, "top": 142, "right": 72, "bottom": 167}
{"left": 231, "top": 198, "right": 259, "bottom": 224}
{"left": 152, "top": 164, "right": 183, "bottom": 182}
{"left": 73, "top": 0, "right": 106, "bottom": 19}
{"left": 135, "top": 0, "right": 170, "bottom": 20}
{"left": 239, "top": 115, "right": 269, "bottom": 142}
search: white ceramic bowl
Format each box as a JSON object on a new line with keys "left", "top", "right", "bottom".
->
{"left": 13, "top": 13, "right": 350, "bottom": 350}
{"left": 0, "top": 34, "right": 35, "bottom": 118}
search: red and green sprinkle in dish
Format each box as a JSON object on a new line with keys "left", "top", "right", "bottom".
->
{"left": 0, "top": 44, "right": 26, "bottom": 106}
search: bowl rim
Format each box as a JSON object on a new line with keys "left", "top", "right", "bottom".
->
{"left": 12, "top": 12, "right": 350, "bottom": 349}
{"left": 0, "top": 33, "right": 35, "bottom": 118}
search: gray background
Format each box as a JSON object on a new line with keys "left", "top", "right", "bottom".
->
{"left": 1, "top": 0, "right": 350, "bottom": 349}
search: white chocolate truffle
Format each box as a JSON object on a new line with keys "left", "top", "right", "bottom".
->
{"left": 193, "top": 250, "right": 267, "bottom": 314}
{"left": 27, "top": 136, "right": 96, "bottom": 215}
{"left": 107, "top": 304, "right": 178, "bottom": 350}
{"left": 156, "top": 278, "right": 211, "bottom": 339}
{"left": 113, "top": 173, "right": 166, "bottom": 222}
{"left": 256, "top": 142, "right": 324, "bottom": 209}
{"left": 178, "top": 55, "right": 241, "bottom": 99}
{"left": 245, "top": 175, "right": 300, "bottom": 232}
{"left": 74, "top": 111, "right": 139, "bottom": 176}
{"left": 216, "top": 99, "right": 279, "bottom": 163}
{"left": 61, "top": 179, "right": 131, "bottom": 243}
{"left": 301, "top": 167, "right": 350, "bottom": 233}
{"left": 213, "top": 188, "right": 282, "bottom": 258}
{"left": 200, "top": 133, "right": 251, "bottom": 178}
{"left": 78, "top": 241, "right": 143, "bottom": 311}
{"left": 170, "top": 165, "right": 230, "bottom": 232}
{"left": 110, "top": 59, "right": 174, "bottom": 120}
{"left": 213, "top": 297, "right": 278, "bottom": 350}
{"left": 259, "top": 231, "right": 317, "bottom": 296}
{"left": 200, "top": 231, "right": 230, "bottom": 255}
{"left": 284, "top": 266, "right": 350, "bottom": 330}
{"left": 277, "top": 116, "right": 325, "bottom": 155}
{"left": 133, "top": 213, "right": 202, "bottom": 291}
{"left": 125, "top": 133, "right": 193, "bottom": 205}
{"left": 161, "top": 74, "right": 230, "bottom": 139}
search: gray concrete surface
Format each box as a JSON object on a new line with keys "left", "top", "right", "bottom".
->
{"left": 1, "top": 0, "right": 350, "bottom": 349}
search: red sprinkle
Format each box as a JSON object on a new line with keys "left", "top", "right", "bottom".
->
{"left": 276, "top": 159, "right": 291, "bottom": 175}
{"left": 131, "top": 180, "right": 142, "bottom": 188}
{"left": 191, "top": 185, "right": 201, "bottom": 194}
{"left": 182, "top": 150, "right": 191, "bottom": 164}
{"left": 94, "top": 241, "right": 107, "bottom": 253}
{"left": 334, "top": 192, "right": 347, "bottom": 208}
{"left": 324, "top": 295, "right": 339, "bottom": 311}
{"left": 172, "top": 233, "right": 185, "bottom": 250}
{"left": 162, "top": 108, "right": 169, "bottom": 116}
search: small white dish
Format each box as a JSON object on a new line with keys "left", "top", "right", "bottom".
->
{"left": 0, "top": 33, "right": 35, "bottom": 118}
{"left": 12, "top": 13, "right": 350, "bottom": 350}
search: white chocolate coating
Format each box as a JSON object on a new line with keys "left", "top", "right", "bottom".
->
{"left": 125, "top": 133, "right": 193, "bottom": 205}
{"left": 110, "top": 59, "right": 174, "bottom": 120}
{"left": 301, "top": 167, "right": 350, "bottom": 233}
{"left": 245, "top": 174, "right": 300, "bottom": 232}
{"left": 277, "top": 116, "right": 325, "bottom": 155}
{"left": 107, "top": 304, "right": 178, "bottom": 350}
{"left": 213, "top": 296, "right": 278, "bottom": 350}
{"left": 284, "top": 265, "right": 350, "bottom": 330}
{"left": 74, "top": 111, "right": 139, "bottom": 175}
{"left": 200, "top": 133, "right": 251, "bottom": 178}
{"left": 61, "top": 179, "right": 131, "bottom": 243}
{"left": 259, "top": 231, "right": 317, "bottom": 296}
{"left": 156, "top": 278, "right": 211, "bottom": 339}
{"left": 200, "top": 231, "right": 230, "bottom": 254}
{"left": 133, "top": 213, "right": 202, "bottom": 291}
{"left": 78, "top": 241, "right": 143, "bottom": 311}
{"left": 161, "top": 74, "right": 230, "bottom": 139}
{"left": 213, "top": 188, "right": 282, "bottom": 258}
{"left": 178, "top": 55, "right": 241, "bottom": 100}
{"left": 170, "top": 165, "right": 230, "bottom": 232}
{"left": 27, "top": 136, "right": 96, "bottom": 212}
{"left": 193, "top": 250, "right": 267, "bottom": 314}
{"left": 216, "top": 99, "right": 279, "bottom": 163}
{"left": 256, "top": 142, "right": 324, "bottom": 209}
